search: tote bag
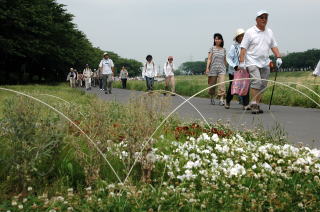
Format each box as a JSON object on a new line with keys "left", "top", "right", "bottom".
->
{"left": 231, "top": 69, "right": 250, "bottom": 96}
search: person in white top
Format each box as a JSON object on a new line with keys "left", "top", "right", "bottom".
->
{"left": 239, "top": 10, "right": 282, "bottom": 114}
{"left": 312, "top": 60, "right": 320, "bottom": 77}
{"left": 142, "top": 55, "right": 157, "bottom": 91}
{"left": 83, "top": 64, "right": 93, "bottom": 90}
{"left": 163, "top": 56, "right": 176, "bottom": 95}
{"left": 66, "top": 68, "right": 76, "bottom": 88}
{"left": 99, "top": 52, "right": 115, "bottom": 94}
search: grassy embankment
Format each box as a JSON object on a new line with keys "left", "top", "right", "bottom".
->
{"left": 114, "top": 71, "right": 320, "bottom": 108}
{"left": 0, "top": 84, "right": 320, "bottom": 211}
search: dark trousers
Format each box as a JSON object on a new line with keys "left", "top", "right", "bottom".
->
{"left": 121, "top": 79, "right": 127, "bottom": 88}
{"left": 145, "top": 76, "right": 154, "bottom": 91}
{"left": 99, "top": 79, "right": 103, "bottom": 89}
{"left": 226, "top": 74, "right": 250, "bottom": 106}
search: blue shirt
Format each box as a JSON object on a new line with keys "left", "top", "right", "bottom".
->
{"left": 226, "top": 42, "right": 241, "bottom": 75}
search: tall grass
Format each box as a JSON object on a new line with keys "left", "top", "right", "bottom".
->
{"left": 1, "top": 84, "right": 320, "bottom": 211}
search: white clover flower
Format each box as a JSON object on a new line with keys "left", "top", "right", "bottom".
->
{"left": 229, "top": 164, "right": 246, "bottom": 177}
{"left": 202, "top": 149, "right": 210, "bottom": 154}
{"left": 211, "top": 134, "right": 219, "bottom": 142}
{"left": 27, "top": 186, "right": 33, "bottom": 191}
{"left": 262, "top": 162, "right": 272, "bottom": 171}
{"left": 67, "top": 207, "right": 74, "bottom": 211}
{"left": 159, "top": 135, "right": 164, "bottom": 139}
{"left": 11, "top": 200, "right": 17, "bottom": 206}
{"left": 241, "top": 155, "right": 247, "bottom": 162}
{"left": 18, "top": 205, "right": 23, "bottom": 210}
{"left": 23, "top": 198, "right": 27, "bottom": 203}
{"left": 252, "top": 165, "right": 257, "bottom": 170}
{"left": 57, "top": 196, "right": 64, "bottom": 202}
{"left": 310, "top": 149, "right": 320, "bottom": 158}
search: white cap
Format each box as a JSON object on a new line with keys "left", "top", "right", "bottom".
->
{"left": 256, "top": 10, "right": 268, "bottom": 17}
{"left": 233, "top": 28, "right": 245, "bottom": 41}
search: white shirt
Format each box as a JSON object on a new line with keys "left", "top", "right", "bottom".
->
{"left": 313, "top": 60, "right": 320, "bottom": 76}
{"left": 142, "top": 62, "right": 157, "bottom": 78}
{"left": 241, "top": 26, "right": 278, "bottom": 68}
{"left": 83, "top": 68, "right": 92, "bottom": 78}
{"left": 163, "top": 62, "right": 175, "bottom": 77}
{"left": 99, "top": 58, "right": 114, "bottom": 74}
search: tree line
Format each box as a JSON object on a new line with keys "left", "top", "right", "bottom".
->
{"left": 179, "top": 49, "right": 320, "bottom": 75}
{"left": 0, "top": 0, "right": 142, "bottom": 85}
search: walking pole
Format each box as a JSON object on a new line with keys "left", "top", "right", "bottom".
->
{"left": 268, "top": 65, "right": 278, "bottom": 110}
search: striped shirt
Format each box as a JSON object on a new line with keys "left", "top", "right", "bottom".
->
{"left": 208, "top": 46, "right": 226, "bottom": 76}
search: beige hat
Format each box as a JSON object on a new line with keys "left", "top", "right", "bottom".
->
{"left": 233, "top": 28, "right": 245, "bottom": 41}
{"left": 103, "top": 52, "right": 109, "bottom": 56}
{"left": 256, "top": 10, "right": 268, "bottom": 17}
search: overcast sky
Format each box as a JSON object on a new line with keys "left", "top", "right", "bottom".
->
{"left": 57, "top": 0, "right": 320, "bottom": 68}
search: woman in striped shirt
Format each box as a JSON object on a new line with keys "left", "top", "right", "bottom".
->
{"left": 205, "top": 33, "right": 227, "bottom": 106}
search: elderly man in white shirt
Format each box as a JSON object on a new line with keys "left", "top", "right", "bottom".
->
{"left": 163, "top": 56, "right": 176, "bottom": 96}
{"left": 239, "top": 10, "right": 282, "bottom": 114}
{"left": 99, "top": 52, "right": 115, "bottom": 94}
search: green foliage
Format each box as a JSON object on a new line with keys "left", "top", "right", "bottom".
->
{"left": 0, "top": 0, "right": 142, "bottom": 84}
{"left": 281, "top": 49, "right": 320, "bottom": 71}
{"left": 179, "top": 61, "right": 206, "bottom": 75}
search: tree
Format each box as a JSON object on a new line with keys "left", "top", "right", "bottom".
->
{"left": 179, "top": 61, "right": 206, "bottom": 75}
{"left": 0, "top": 0, "right": 142, "bottom": 84}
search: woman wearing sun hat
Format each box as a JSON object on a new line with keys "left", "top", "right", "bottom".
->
{"left": 225, "top": 28, "right": 250, "bottom": 110}
{"left": 163, "top": 56, "right": 176, "bottom": 95}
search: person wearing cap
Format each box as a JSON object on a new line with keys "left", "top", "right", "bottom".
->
{"left": 119, "top": 66, "right": 129, "bottom": 88}
{"left": 66, "top": 68, "right": 76, "bottom": 88}
{"left": 83, "top": 64, "right": 93, "bottom": 90}
{"left": 142, "top": 55, "right": 157, "bottom": 92}
{"left": 225, "top": 29, "right": 250, "bottom": 110}
{"left": 205, "top": 33, "right": 227, "bottom": 106}
{"left": 239, "top": 10, "right": 282, "bottom": 114}
{"left": 163, "top": 56, "right": 176, "bottom": 96}
{"left": 99, "top": 52, "right": 115, "bottom": 94}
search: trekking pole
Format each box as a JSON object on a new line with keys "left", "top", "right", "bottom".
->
{"left": 268, "top": 66, "right": 278, "bottom": 110}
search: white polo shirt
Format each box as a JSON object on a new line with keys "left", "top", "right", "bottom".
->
{"left": 99, "top": 58, "right": 114, "bottom": 74}
{"left": 241, "top": 26, "right": 278, "bottom": 68}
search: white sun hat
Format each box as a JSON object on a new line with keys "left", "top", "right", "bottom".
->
{"left": 233, "top": 28, "right": 245, "bottom": 41}
{"left": 256, "top": 10, "right": 268, "bottom": 17}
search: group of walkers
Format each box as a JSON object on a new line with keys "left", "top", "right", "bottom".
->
{"left": 67, "top": 10, "right": 285, "bottom": 115}
{"left": 205, "top": 10, "right": 282, "bottom": 114}
{"left": 67, "top": 52, "right": 129, "bottom": 94}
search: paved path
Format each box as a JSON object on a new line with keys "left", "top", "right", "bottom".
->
{"left": 82, "top": 87, "right": 320, "bottom": 148}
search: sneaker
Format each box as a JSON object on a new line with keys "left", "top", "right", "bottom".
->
{"left": 251, "top": 104, "right": 259, "bottom": 114}
{"left": 224, "top": 103, "right": 230, "bottom": 109}
{"left": 219, "top": 100, "right": 225, "bottom": 106}
{"left": 210, "top": 98, "right": 215, "bottom": 105}
{"left": 243, "top": 105, "right": 251, "bottom": 110}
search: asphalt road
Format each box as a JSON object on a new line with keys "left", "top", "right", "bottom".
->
{"left": 82, "top": 86, "right": 320, "bottom": 148}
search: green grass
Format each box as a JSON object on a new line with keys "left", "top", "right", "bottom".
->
{"left": 114, "top": 72, "right": 320, "bottom": 108}
{"left": 1, "top": 84, "right": 320, "bottom": 211}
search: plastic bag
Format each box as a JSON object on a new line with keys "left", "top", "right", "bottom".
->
{"left": 231, "top": 69, "right": 250, "bottom": 96}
